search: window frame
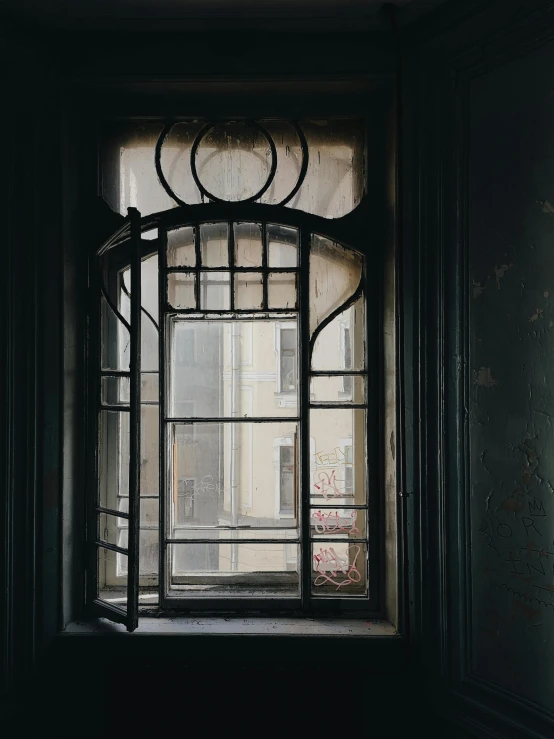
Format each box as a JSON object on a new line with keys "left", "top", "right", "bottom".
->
{"left": 91, "top": 206, "right": 379, "bottom": 626}
{"left": 83, "top": 88, "right": 393, "bottom": 630}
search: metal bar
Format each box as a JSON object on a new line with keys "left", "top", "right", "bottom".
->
{"left": 310, "top": 370, "right": 367, "bottom": 376}
{"left": 171, "top": 525, "right": 298, "bottom": 531}
{"left": 95, "top": 506, "right": 130, "bottom": 520}
{"left": 166, "top": 539, "right": 301, "bottom": 545}
{"left": 158, "top": 226, "right": 168, "bottom": 609}
{"left": 309, "top": 403, "right": 367, "bottom": 409}
{"left": 276, "top": 121, "right": 309, "bottom": 207}
{"left": 96, "top": 541, "right": 129, "bottom": 556}
{"left": 166, "top": 307, "right": 298, "bottom": 315}
{"left": 229, "top": 220, "right": 235, "bottom": 311}
{"left": 262, "top": 223, "right": 268, "bottom": 310}
{"left": 166, "top": 266, "right": 298, "bottom": 274}
{"left": 100, "top": 404, "right": 130, "bottom": 412}
{"left": 165, "top": 416, "right": 301, "bottom": 424}
{"left": 127, "top": 207, "right": 142, "bottom": 632}
{"left": 120, "top": 272, "right": 160, "bottom": 331}
{"left": 299, "top": 226, "right": 311, "bottom": 609}
{"left": 100, "top": 371, "right": 131, "bottom": 378}
{"left": 194, "top": 223, "right": 201, "bottom": 309}
{"left": 309, "top": 538, "right": 368, "bottom": 544}
{"left": 309, "top": 278, "right": 364, "bottom": 354}
{"left": 309, "top": 504, "right": 368, "bottom": 510}
{"left": 98, "top": 199, "right": 372, "bottom": 256}
{"left": 100, "top": 276, "right": 132, "bottom": 335}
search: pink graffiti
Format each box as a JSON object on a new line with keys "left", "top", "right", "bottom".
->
{"left": 311, "top": 509, "right": 359, "bottom": 535}
{"left": 313, "top": 469, "right": 347, "bottom": 500}
{"left": 313, "top": 545, "right": 362, "bottom": 590}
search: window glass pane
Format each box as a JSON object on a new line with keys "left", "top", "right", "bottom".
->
{"left": 310, "top": 508, "right": 367, "bottom": 539}
{"left": 287, "top": 119, "right": 365, "bottom": 219}
{"left": 268, "top": 224, "right": 298, "bottom": 267}
{"left": 169, "top": 320, "right": 298, "bottom": 417}
{"left": 234, "top": 273, "right": 263, "bottom": 310}
{"left": 119, "top": 496, "right": 159, "bottom": 527}
{"left": 194, "top": 123, "right": 273, "bottom": 202}
{"left": 141, "top": 403, "right": 159, "bottom": 497}
{"left": 117, "top": 529, "right": 159, "bottom": 580}
{"left": 311, "top": 297, "right": 365, "bottom": 371}
{"left": 235, "top": 222, "right": 262, "bottom": 267}
{"left": 199, "top": 271, "right": 230, "bottom": 310}
{"left": 101, "top": 376, "right": 130, "bottom": 407}
{"left": 98, "top": 410, "right": 129, "bottom": 510}
{"left": 268, "top": 273, "right": 297, "bottom": 309}
{"left": 100, "top": 295, "right": 130, "bottom": 371}
{"left": 310, "top": 409, "right": 366, "bottom": 505}
{"left": 279, "top": 446, "right": 295, "bottom": 513}
{"left": 168, "top": 421, "right": 298, "bottom": 530}
{"left": 167, "top": 226, "right": 196, "bottom": 268}
{"left": 310, "top": 375, "right": 366, "bottom": 404}
{"left": 98, "top": 512, "right": 122, "bottom": 547}
{"left": 311, "top": 542, "right": 368, "bottom": 597}
{"left": 121, "top": 255, "right": 159, "bottom": 371}
{"left": 309, "top": 234, "right": 362, "bottom": 334}
{"left": 101, "top": 118, "right": 364, "bottom": 219}
{"left": 141, "top": 372, "right": 159, "bottom": 403}
{"left": 168, "top": 272, "right": 196, "bottom": 309}
{"left": 97, "top": 546, "right": 128, "bottom": 612}
{"left": 201, "top": 223, "right": 229, "bottom": 267}
{"left": 167, "top": 543, "right": 299, "bottom": 598}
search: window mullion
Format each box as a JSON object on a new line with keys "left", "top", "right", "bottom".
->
{"left": 158, "top": 226, "right": 168, "bottom": 608}
{"left": 299, "top": 226, "right": 311, "bottom": 609}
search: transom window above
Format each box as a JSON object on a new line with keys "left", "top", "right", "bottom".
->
{"left": 91, "top": 118, "right": 376, "bottom": 630}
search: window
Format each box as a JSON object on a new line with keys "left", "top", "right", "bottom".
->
{"left": 91, "top": 118, "right": 375, "bottom": 629}
{"left": 279, "top": 328, "right": 297, "bottom": 393}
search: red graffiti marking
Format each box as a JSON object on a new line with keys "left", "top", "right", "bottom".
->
{"left": 311, "top": 509, "right": 359, "bottom": 535}
{"left": 313, "top": 545, "right": 362, "bottom": 590}
{"left": 313, "top": 469, "right": 347, "bottom": 500}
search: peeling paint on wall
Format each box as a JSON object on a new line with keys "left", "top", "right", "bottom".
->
{"left": 474, "top": 367, "right": 498, "bottom": 387}
{"left": 469, "top": 39, "right": 554, "bottom": 712}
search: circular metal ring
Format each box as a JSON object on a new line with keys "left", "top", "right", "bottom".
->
{"left": 155, "top": 120, "right": 189, "bottom": 207}
{"left": 275, "top": 120, "right": 309, "bottom": 207}
{"left": 190, "top": 120, "right": 277, "bottom": 204}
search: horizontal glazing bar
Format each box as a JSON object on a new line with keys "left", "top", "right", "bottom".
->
{"left": 95, "top": 506, "right": 130, "bottom": 520}
{"left": 310, "top": 538, "right": 368, "bottom": 543}
{"left": 310, "top": 370, "right": 367, "bottom": 376}
{"left": 100, "top": 404, "right": 130, "bottom": 412}
{"left": 173, "top": 525, "right": 298, "bottom": 531}
{"left": 167, "top": 312, "right": 297, "bottom": 321}
{"left": 167, "top": 267, "right": 298, "bottom": 274}
{"left": 166, "top": 539, "right": 300, "bottom": 545}
{"left": 165, "top": 416, "right": 301, "bottom": 424}
{"left": 309, "top": 504, "right": 368, "bottom": 510}
{"left": 309, "top": 403, "right": 367, "bottom": 409}
{"left": 96, "top": 541, "right": 128, "bottom": 556}
{"left": 165, "top": 307, "right": 298, "bottom": 315}
{"left": 100, "top": 371, "right": 131, "bottom": 378}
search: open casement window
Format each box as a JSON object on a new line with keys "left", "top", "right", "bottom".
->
{"left": 91, "top": 119, "right": 377, "bottom": 629}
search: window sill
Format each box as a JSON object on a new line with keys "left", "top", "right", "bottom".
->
{"left": 62, "top": 616, "right": 398, "bottom": 637}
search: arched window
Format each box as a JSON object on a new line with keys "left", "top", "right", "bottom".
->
{"left": 90, "top": 119, "right": 377, "bottom": 629}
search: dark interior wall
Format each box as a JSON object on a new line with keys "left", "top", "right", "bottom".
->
{"left": 469, "top": 38, "right": 554, "bottom": 712}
